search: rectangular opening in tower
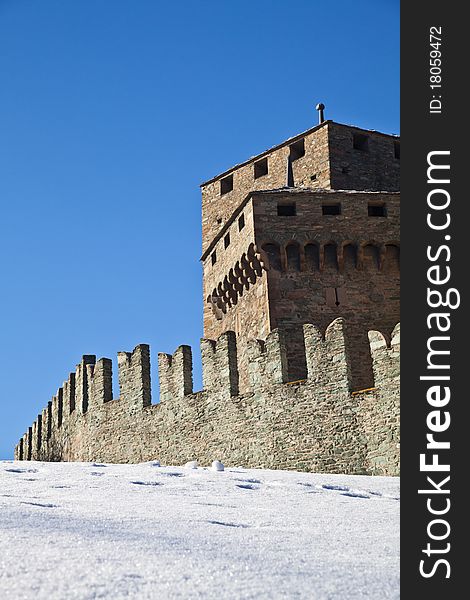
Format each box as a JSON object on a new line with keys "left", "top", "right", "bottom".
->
{"left": 322, "top": 203, "right": 341, "bottom": 216}
{"left": 238, "top": 213, "right": 245, "bottom": 231}
{"left": 277, "top": 202, "right": 296, "bottom": 216}
{"left": 224, "top": 232, "right": 231, "bottom": 248}
{"left": 220, "top": 174, "right": 233, "bottom": 195}
{"left": 254, "top": 157, "right": 268, "bottom": 179}
{"left": 394, "top": 141, "right": 400, "bottom": 159}
{"left": 368, "top": 203, "right": 387, "bottom": 217}
{"left": 353, "top": 133, "right": 369, "bottom": 151}
{"left": 289, "top": 138, "right": 305, "bottom": 161}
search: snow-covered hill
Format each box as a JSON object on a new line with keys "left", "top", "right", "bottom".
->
{"left": 0, "top": 461, "right": 399, "bottom": 599}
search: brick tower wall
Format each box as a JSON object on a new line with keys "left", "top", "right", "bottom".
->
{"left": 200, "top": 124, "right": 331, "bottom": 256}
{"left": 200, "top": 121, "right": 399, "bottom": 256}
{"left": 252, "top": 189, "right": 400, "bottom": 387}
{"left": 202, "top": 188, "right": 399, "bottom": 389}
{"left": 201, "top": 200, "right": 271, "bottom": 388}
{"left": 328, "top": 123, "right": 400, "bottom": 192}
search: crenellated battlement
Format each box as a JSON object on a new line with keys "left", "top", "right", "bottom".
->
{"left": 368, "top": 323, "right": 400, "bottom": 387}
{"left": 158, "top": 345, "right": 193, "bottom": 402}
{"left": 247, "top": 329, "right": 289, "bottom": 388}
{"left": 201, "top": 331, "right": 239, "bottom": 398}
{"left": 117, "top": 345, "right": 151, "bottom": 409}
{"left": 303, "top": 319, "right": 352, "bottom": 390}
{"left": 15, "top": 318, "right": 400, "bottom": 475}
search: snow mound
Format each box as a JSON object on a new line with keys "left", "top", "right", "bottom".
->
{"left": 184, "top": 460, "right": 198, "bottom": 469}
{"left": 211, "top": 460, "right": 224, "bottom": 471}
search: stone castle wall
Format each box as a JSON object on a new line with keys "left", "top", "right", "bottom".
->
{"left": 15, "top": 318, "right": 400, "bottom": 476}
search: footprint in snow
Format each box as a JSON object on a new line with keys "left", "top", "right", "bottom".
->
{"left": 236, "top": 483, "right": 260, "bottom": 490}
{"left": 296, "top": 482, "right": 318, "bottom": 493}
{"left": 21, "top": 501, "right": 58, "bottom": 508}
{"left": 130, "top": 481, "right": 163, "bottom": 487}
{"left": 91, "top": 463, "right": 107, "bottom": 468}
{"left": 321, "top": 484, "right": 370, "bottom": 498}
{"left": 234, "top": 478, "right": 261, "bottom": 484}
{"left": 208, "top": 520, "right": 251, "bottom": 528}
{"left": 340, "top": 491, "right": 370, "bottom": 499}
{"left": 91, "top": 472, "right": 105, "bottom": 477}
{"left": 5, "top": 468, "right": 38, "bottom": 474}
{"left": 193, "top": 502, "right": 237, "bottom": 508}
{"left": 321, "top": 484, "right": 350, "bottom": 492}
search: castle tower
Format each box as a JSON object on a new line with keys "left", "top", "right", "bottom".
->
{"left": 200, "top": 113, "right": 400, "bottom": 390}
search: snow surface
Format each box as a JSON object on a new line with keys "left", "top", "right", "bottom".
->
{"left": 0, "top": 460, "right": 399, "bottom": 599}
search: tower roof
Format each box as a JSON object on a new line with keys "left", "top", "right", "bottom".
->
{"left": 200, "top": 121, "right": 400, "bottom": 188}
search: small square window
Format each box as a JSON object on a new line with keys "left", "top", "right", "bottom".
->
{"left": 220, "top": 174, "right": 233, "bottom": 195}
{"left": 238, "top": 213, "right": 245, "bottom": 231}
{"left": 254, "top": 157, "right": 268, "bottom": 179}
{"left": 224, "top": 232, "right": 231, "bottom": 248}
{"left": 368, "top": 203, "right": 387, "bottom": 217}
{"left": 310, "top": 174, "right": 317, "bottom": 181}
{"left": 216, "top": 217, "right": 222, "bottom": 224}
{"left": 289, "top": 139, "right": 305, "bottom": 161}
{"left": 394, "top": 141, "right": 400, "bottom": 160}
{"left": 277, "top": 203, "right": 296, "bottom": 216}
{"left": 322, "top": 203, "right": 341, "bottom": 216}
{"left": 353, "top": 133, "right": 369, "bottom": 151}
{"left": 211, "top": 251, "right": 217, "bottom": 265}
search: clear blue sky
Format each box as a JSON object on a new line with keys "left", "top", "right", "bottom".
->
{"left": 0, "top": 0, "right": 399, "bottom": 459}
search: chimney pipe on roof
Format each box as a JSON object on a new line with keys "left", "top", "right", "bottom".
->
{"left": 316, "top": 103, "right": 325, "bottom": 124}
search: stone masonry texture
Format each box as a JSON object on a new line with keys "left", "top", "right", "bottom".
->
{"left": 16, "top": 319, "right": 400, "bottom": 475}
{"left": 16, "top": 117, "right": 400, "bottom": 476}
